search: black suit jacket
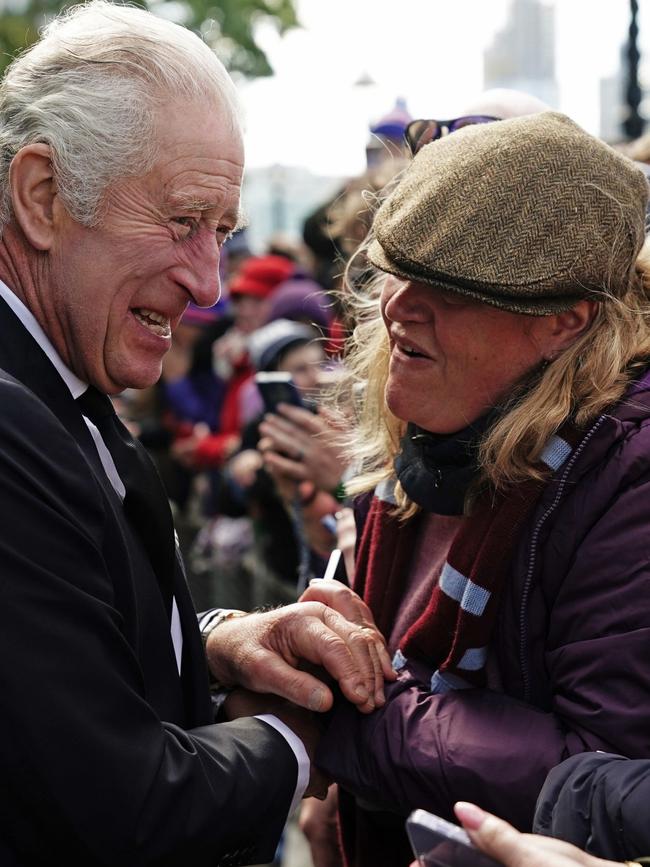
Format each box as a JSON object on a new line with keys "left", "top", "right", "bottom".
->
{"left": 0, "top": 298, "right": 296, "bottom": 866}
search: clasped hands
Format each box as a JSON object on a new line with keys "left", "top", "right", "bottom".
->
{"left": 205, "top": 582, "right": 395, "bottom": 798}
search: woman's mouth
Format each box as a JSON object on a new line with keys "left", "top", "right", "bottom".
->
{"left": 394, "top": 339, "right": 432, "bottom": 361}
{"left": 399, "top": 343, "right": 427, "bottom": 359}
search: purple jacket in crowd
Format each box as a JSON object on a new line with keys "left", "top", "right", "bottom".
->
{"left": 317, "top": 366, "right": 650, "bottom": 836}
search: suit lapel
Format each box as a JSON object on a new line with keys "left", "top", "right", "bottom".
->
{"left": 0, "top": 299, "right": 175, "bottom": 620}
{"left": 0, "top": 296, "right": 213, "bottom": 724}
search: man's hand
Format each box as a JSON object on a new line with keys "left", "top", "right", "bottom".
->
{"left": 298, "top": 580, "right": 397, "bottom": 704}
{"left": 205, "top": 602, "right": 393, "bottom": 714}
{"left": 223, "top": 688, "right": 329, "bottom": 799}
{"left": 454, "top": 803, "right": 624, "bottom": 867}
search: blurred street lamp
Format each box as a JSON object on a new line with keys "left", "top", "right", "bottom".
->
{"left": 623, "top": 0, "right": 645, "bottom": 139}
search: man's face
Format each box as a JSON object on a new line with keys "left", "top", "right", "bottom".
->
{"left": 45, "top": 99, "right": 244, "bottom": 393}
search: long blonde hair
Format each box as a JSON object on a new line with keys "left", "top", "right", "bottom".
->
{"left": 337, "top": 237, "right": 650, "bottom": 517}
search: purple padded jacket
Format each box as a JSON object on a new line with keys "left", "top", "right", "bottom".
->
{"left": 317, "top": 366, "right": 650, "bottom": 841}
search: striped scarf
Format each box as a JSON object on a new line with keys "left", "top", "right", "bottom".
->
{"left": 355, "top": 429, "right": 578, "bottom": 692}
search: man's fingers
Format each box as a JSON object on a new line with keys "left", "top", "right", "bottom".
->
{"left": 266, "top": 607, "right": 374, "bottom": 711}
{"left": 317, "top": 607, "right": 389, "bottom": 711}
{"left": 243, "top": 651, "right": 334, "bottom": 711}
{"left": 300, "top": 583, "right": 397, "bottom": 683}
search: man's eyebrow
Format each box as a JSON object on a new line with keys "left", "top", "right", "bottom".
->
{"left": 168, "top": 197, "right": 247, "bottom": 231}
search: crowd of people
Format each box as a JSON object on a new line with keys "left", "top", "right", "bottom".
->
{"left": 1, "top": 3, "right": 650, "bottom": 867}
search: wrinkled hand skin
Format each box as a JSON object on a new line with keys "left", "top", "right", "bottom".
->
{"left": 223, "top": 688, "right": 330, "bottom": 799}
{"left": 454, "top": 803, "right": 624, "bottom": 867}
{"left": 299, "top": 581, "right": 397, "bottom": 707}
{"left": 205, "top": 601, "right": 394, "bottom": 714}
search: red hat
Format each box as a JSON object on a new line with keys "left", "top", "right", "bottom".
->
{"left": 229, "top": 255, "right": 295, "bottom": 300}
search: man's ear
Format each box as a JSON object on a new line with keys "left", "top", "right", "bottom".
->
{"left": 9, "top": 143, "right": 57, "bottom": 251}
{"left": 541, "top": 300, "right": 599, "bottom": 360}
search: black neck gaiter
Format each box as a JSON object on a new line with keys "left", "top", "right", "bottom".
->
{"left": 394, "top": 414, "right": 495, "bottom": 515}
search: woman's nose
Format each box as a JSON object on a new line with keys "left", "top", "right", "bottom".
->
{"left": 383, "top": 279, "right": 431, "bottom": 323}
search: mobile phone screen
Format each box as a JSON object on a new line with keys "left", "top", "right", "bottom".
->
{"left": 255, "top": 372, "right": 304, "bottom": 414}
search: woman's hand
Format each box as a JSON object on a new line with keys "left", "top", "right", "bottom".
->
{"left": 454, "top": 802, "right": 625, "bottom": 867}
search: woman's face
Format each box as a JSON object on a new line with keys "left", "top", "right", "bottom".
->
{"left": 380, "top": 276, "right": 553, "bottom": 434}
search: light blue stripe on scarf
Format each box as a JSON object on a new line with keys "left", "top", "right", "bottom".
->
{"left": 540, "top": 435, "right": 572, "bottom": 471}
{"left": 439, "top": 563, "right": 491, "bottom": 616}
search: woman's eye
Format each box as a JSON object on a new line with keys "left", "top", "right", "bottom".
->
{"left": 440, "top": 291, "right": 467, "bottom": 307}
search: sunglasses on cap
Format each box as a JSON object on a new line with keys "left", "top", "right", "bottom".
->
{"left": 404, "top": 115, "right": 500, "bottom": 156}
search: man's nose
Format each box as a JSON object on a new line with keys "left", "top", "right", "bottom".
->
{"left": 190, "top": 231, "right": 222, "bottom": 307}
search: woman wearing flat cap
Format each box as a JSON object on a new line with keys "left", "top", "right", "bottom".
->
{"left": 298, "top": 112, "right": 650, "bottom": 867}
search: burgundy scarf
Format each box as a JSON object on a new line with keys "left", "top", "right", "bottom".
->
{"left": 337, "top": 427, "right": 579, "bottom": 867}
{"left": 356, "top": 428, "right": 578, "bottom": 690}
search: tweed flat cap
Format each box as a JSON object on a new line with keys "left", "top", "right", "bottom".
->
{"left": 368, "top": 112, "right": 649, "bottom": 315}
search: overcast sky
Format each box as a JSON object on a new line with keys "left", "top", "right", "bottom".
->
{"left": 237, "top": 0, "right": 647, "bottom": 177}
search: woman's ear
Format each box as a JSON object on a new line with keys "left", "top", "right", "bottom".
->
{"left": 541, "top": 300, "right": 599, "bottom": 361}
{"left": 9, "top": 144, "right": 57, "bottom": 251}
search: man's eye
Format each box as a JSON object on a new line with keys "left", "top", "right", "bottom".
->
{"left": 216, "top": 226, "right": 234, "bottom": 247}
{"left": 172, "top": 216, "right": 199, "bottom": 237}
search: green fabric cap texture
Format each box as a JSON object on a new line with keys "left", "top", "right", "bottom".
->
{"left": 368, "top": 111, "right": 649, "bottom": 315}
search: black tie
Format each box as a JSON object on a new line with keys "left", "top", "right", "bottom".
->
{"left": 76, "top": 386, "right": 176, "bottom": 615}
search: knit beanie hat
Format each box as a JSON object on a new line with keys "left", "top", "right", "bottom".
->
{"left": 368, "top": 112, "right": 649, "bottom": 315}
{"left": 248, "top": 319, "right": 317, "bottom": 372}
{"left": 266, "top": 278, "right": 334, "bottom": 332}
{"left": 229, "top": 254, "right": 295, "bottom": 300}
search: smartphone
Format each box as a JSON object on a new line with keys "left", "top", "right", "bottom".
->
{"left": 255, "top": 372, "right": 304, "bottom": 414}
{"left": 406, "top": 809, "right": 501, "bottom": 867}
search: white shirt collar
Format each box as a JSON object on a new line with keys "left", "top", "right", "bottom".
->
{"left": 0, "top": 279, "right": 87, "bottom": 399}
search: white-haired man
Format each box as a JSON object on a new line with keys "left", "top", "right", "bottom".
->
{"left": 0, "top": 4, "right": 391, "bottom": 865}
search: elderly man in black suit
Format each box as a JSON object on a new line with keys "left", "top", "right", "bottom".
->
{"left": 0, "top": 4, "right": 392, "bottom": 864}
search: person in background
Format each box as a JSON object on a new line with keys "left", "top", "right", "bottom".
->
{"left": 170, "top": 253, "right": 295, "bottom": 470}
{"left": 221, "top": 318, "right": 330, "bottom": 605}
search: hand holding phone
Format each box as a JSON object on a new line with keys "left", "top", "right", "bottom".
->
{"left": 407, "top": 809, "right": 501, "bottom": 867}
{"left": 255, "top": 371, "right": 304, "bottom": 415}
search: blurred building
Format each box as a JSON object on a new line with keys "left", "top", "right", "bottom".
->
{"left": 242, "top": 165, "right": 341, "bottom": 253}
{"left": 600, "top": 59, "right": 625, "bottom": 144}
{"left": 483, "top": 0, "right": 559, "bottom": 107}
